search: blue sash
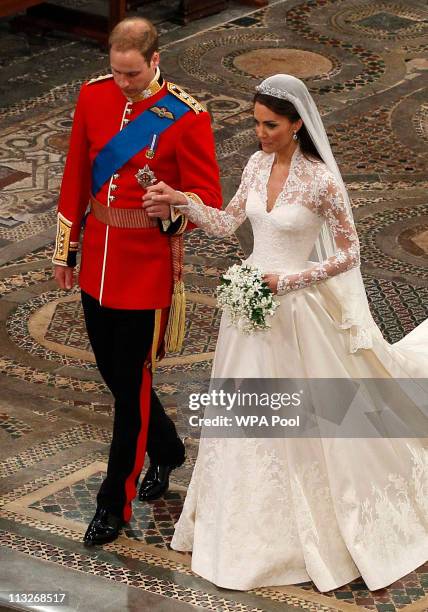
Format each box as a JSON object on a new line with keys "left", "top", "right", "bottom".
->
{"left": 92, "top": 92, "right": 190, "bottom": 195}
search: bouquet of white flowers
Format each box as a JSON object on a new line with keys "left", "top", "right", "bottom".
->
{"left": 217, "top": 264, "right": 280, "bottom": 334}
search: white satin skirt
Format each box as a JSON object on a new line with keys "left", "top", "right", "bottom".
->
{"left": 170, "top": 280, "right": 428, "bottom": 592}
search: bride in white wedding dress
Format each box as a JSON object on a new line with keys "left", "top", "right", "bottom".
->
{"left": 143, "top": 75, "right": 428, "bottom": 593}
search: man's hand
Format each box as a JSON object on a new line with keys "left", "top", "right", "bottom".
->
{"left": 54, "top": 265, "right": 75, "bottom": 290}
{"left": 143, "top": 181, "right": 187, "bottom": 219}
{"left": 263, "top": 274, "right": 279, "bottom": 294}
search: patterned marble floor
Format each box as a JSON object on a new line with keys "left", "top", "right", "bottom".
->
{"left": 0, "top": 0, "right": 428, "bottom": 611}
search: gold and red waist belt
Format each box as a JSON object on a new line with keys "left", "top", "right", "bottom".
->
{"left": 90, "top": 195, "right": 158, "bottom": 229}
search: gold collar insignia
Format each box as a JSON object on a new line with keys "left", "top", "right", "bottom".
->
{"left": 126, "top": 67, "right": 164, "bottom": 103}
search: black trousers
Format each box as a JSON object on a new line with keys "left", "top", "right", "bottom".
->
{"left": 81, "top": 291, "right": 185, "bottom": 520}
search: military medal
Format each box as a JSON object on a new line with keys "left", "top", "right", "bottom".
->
{"left": 135, "top": 165, "right": 157, "bottom": 189}
{"left": 146, "top": 133, "right": 158, "bottom": 159}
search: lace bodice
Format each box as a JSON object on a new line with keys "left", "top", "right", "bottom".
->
{"left": 174, "top": 147, "right": 360, "bottom": 295}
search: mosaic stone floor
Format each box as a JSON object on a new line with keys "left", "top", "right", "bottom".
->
{"left": 1, "top": 0, "right": 428, "bottom": 610}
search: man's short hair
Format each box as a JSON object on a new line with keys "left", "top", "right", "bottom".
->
{"left": 109, "top": 17, "right": 159, "bottom": 64}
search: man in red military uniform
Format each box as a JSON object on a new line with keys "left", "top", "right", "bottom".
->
{"left": 53, "top": 16, "right": 222, "bottom": 545}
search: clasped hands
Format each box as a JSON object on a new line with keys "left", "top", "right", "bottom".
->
{"left": 142, "top": 181, "right": 187, "bottom": 220}
{"left": 142, "top": 181, "right": 279, "bottom": 294}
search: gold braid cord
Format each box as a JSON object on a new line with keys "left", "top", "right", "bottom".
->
{"left": 164, "top": 192, "right": 206, "bottom": 352}
{"left": 164, "top": 191, "right": 206, "bottom": 350}
{"left": 151, "top": 309, "right": 163, "bottom": 371}
{"left": 164, "top": 192, "right": 207, "bottom": 351}
{"left": 165, "top": 234, "right": 185, "bottom": 353}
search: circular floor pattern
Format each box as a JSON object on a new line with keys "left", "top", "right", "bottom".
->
{"left": 284, "top": 0, "right": 386, "bottom": 94}
{"left": 358, "top": 205, "right": 428, "bottom": 279}
{"left": 397, "top": 223, "right": 428, "bottom": 258}
{"left": 232, "top": 48, "right": 334, "bottom": 79}
{"left": 413, "top": 103, "right": 428, "bottom": 144}
{"left": 7, "top": 290, "right": 219, "bottom": 371}
{"left": 335, "top": 2, "right": 428, "bottom": 40}
{"left": 45, "top": 132, "right": 71, "bottom": 154}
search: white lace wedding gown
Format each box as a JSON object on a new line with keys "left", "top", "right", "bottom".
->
{"left": 170, "top": 147, "right": 428, "bottom": 592}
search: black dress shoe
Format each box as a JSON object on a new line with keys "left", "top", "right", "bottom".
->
{"left": 83, "top": 507, "right": 124, "bottom": 546}
{"left": 139, "top": 457, "right": 185, "bottom": 502}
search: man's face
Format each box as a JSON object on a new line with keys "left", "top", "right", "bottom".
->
{"left": 110, "top": 47, "right": 159, "bottom": 97}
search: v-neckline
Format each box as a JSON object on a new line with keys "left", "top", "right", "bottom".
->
{"left": 265, "top": 146, "right": 300, "bottom": 214}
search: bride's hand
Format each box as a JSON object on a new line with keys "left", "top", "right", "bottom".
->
{"left": 142, "top": 181, "right": 188, "bottom": 219}
{"left": 263, "top": 274, "right": 279, "bottom": 294}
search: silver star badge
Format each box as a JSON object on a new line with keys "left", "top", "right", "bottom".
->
{"left": 135, "top": 165, "right": 157, "bottom": 189}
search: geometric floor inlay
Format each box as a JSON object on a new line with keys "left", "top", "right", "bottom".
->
{"left": 0, "top": 530, "right": 266, "bottom": 612}
{"left": 357, "top": 13, "right": 417, "bottom": 33}
{"left": 46, "top": 299, "right": 92, "bottom": 351}
{"left": 5, "top": 460, "right": 428, "bottom": 611}
{"left": 299, "top": 567, "right": 428, "bottom": 609}
{"left": 0, "top": 413, "right": 32, "bottom": 439}
{"left": 364, "top": 276, "right": 428, "bottom": 343}
{"left": 0, "top": 425, "right": 110, "bottom": 479}
{"left": 29, "top": 471, "right": 185, "bottom": 548}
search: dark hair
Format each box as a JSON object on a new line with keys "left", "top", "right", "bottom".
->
{"left": 254, "top": 92, "right": 322, "bottom": 162}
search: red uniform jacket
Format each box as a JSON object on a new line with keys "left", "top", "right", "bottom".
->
{"left": 53, "top": 70, "right": 222, "bottom": 309}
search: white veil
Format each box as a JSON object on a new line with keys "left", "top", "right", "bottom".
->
{"left": 256, "top": 74, "right": 373, "bottom": 353}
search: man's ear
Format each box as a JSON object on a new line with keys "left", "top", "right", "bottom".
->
{"left": 151, "top": 51, "right": 160, "bottom": 70}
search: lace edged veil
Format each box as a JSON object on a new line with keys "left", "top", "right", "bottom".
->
{"left": 256, "top": 74, "right": 373, "bottom": 352}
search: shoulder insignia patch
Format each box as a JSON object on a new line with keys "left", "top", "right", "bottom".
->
{"left": 87, "top": 74, "right": 114, "bottom": 86}
{"left": 167, "top": 82, "right": 206, "bottom": 114}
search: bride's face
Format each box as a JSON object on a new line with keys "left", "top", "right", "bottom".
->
{"left": 254, "top": 102, "right": 300, "bottom": 154}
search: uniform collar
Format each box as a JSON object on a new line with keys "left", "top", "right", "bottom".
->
{"left": 126, "top": 67, "right": 164, "bottom": 103}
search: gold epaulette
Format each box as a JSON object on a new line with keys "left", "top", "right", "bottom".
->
{"left": 87, "top": 74, "right": 113, "bottom": 86}
{"left": 167, "top": 82, "right": 206, "bottom": 114}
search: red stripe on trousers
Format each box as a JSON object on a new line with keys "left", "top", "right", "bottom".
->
{"left": 122, "top": 307, "right": 170, "bottom": 523}
{"left": 123, "top": 359, "right": 152, "bottom": 523}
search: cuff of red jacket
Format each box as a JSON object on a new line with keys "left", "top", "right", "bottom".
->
{"left": 52, "top": 213, "right": 79, "bottom": 267}
{"left": 158, "top": 195, "right": 193, "bottom": 236}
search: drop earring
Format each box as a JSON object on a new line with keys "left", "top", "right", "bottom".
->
{"left": 293, "top": 131, "right": 298, "bottom": 141}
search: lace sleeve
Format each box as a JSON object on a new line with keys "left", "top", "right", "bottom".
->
{"left": 172, "top": 156, "right": 252, "bottom": 237}
{"left": 277, "top": 172, "right": 360, "bottom": 295}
